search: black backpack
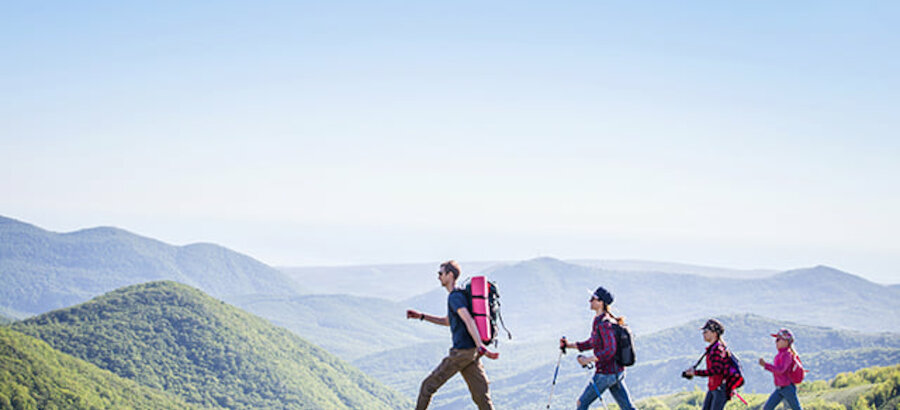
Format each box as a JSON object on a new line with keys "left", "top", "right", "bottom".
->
{"left": 611, "top": 322, "right": 636, "bottom": 367}
{"left": 462, "top": 278, "right": 512, "bottom": 346}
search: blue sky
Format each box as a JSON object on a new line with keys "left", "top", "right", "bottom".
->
{"left": 2, "top": 1, "right": 899, "bottom": 283}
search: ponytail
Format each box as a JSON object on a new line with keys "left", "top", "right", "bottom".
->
{"left": 789, "top": 344, "right": 799, "bottom": 358}
{"left": 603, "top": 303, "right": 626, "bottom": 326}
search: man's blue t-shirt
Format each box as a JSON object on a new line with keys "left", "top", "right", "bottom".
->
{"left": 448, "top": 289, "right": 476, "bottom": 349}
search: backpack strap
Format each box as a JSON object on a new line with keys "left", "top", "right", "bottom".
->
{"left": 495, "top": 294, "right": 512, "bottom": 340}
{"left": 691, "top": 352, "right": 708, "bottom": 370}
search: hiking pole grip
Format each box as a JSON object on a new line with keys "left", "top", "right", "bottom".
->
{"left": 559, "top": 336, "right": 567, "bottom": 354}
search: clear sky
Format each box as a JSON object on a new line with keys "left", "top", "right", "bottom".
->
{"left": 2, "top": 1, "right": 899, "bottom": 284}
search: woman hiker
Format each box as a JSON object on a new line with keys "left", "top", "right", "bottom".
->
{"left": 560, "top": 286, "right": 636, "bottom": 410}
{"left": 759, "top": 328, "right": 804, "bottom": 410}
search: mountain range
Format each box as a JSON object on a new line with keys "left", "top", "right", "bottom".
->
{"left": 0, "top": 215, "right": 304, "bottom": 319}
{"left": 10, "top": 281, "right": 409, "bottom": 409}
{"left": 406, "top": 257, "right": 900, "bottom": 336}
{"left": 3, "top": 215, "right": 899, "bottom": 408}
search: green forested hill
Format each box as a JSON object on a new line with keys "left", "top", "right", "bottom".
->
{"left": 0, "top": 326, "right": 193, "bottom": 410}
{"left": 11, "top": 281, "right": 410, "bottom": 409}
{"left": 643, "top": 364, "right": 900, "bottom": 410}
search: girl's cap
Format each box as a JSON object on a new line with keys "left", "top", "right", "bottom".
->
{"left": 700, "top": 319, "right": 724, "bottom": 335}
{"left": 771, "top": 328, "right": 794, "bottom": 342}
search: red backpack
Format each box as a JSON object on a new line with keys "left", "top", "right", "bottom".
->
{"left": 789, "top": 354, "right": 805, "bottom": 384}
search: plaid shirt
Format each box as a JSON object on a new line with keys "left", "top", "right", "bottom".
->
{"left": 575, "top": 314, "right": 623, "bottom": 375}
{"left": 694, "top": 341, "right": 728, "bottom": 391}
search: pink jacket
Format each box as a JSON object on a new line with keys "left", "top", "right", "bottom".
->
{"left": 763, "top": 347, "right": 794, "bottom": 387}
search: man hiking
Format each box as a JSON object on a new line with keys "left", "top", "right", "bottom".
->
{"left": 406, "top": 260, "right": 498, "bottom": 410}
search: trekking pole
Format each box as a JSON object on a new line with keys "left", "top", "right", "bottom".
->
{"left": 546, "top": 336, "right": 567, "bottom": 409}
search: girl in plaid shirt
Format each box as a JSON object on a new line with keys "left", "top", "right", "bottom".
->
{"left": 684, "top": 319, "right": 731, "bottom": 410}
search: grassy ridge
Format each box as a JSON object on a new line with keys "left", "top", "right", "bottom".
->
{"left": 640, "top": 364, "right": 900, "bottom": 410}
{"left": 0, "top": 326, "right": 193, "bottom": 410}
{"left": 12, "top": 281, "right": 410, "bottom": 409}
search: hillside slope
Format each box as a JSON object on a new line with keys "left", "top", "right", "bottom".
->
{"left": 12, "top": 281, "right": 410, "bottom": 409}
{"left": 644, "top": 364, "right": 900, "bottom": 410}
{"left": 0, "top": 215, "right": 304, "bottom": 316}
{"left": 1, "top": 326, "right": 193, "bottom": 409}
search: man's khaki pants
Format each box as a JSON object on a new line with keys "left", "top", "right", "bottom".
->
{"left": 415, "top": 347, "right": 494, "bottom": 410}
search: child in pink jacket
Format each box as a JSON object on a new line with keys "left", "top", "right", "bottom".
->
{"left": 758, "top": 328, "right": 803, "bottom": 410}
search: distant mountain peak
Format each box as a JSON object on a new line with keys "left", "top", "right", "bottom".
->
{"left": 778, "top": 265, "right": 859, "bottom": 280}
{"left": 518, "top": 256, "right": 570, "bottom": 268}
{"left": 66, "top": 225, "right": 138, "bottom": 238}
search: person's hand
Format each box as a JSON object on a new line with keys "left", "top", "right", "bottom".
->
{"left": 559, "top": 337, "right": 568, "bottom": 351}
{"left": 577, "top": 355, "right": 593, "bottom": 367}
{"left": 684, "top": 368, "right": 695, "bottom": 377}
{"left": 758, "top": 358, "right": 766, "bottom": 367}
{"left": 478, "top": 345, "right": 500, "bottom": 360}
{"left": 406, "top": 309, "right": 422, "bottom": 320}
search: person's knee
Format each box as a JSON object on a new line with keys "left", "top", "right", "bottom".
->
{"left": 419, "top": 379, "right": 438, "bottom": 396}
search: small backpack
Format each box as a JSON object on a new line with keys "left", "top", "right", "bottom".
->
{"left": 611, "top": 322, "right": 636, "bottom": 367}
{"left": 462, "top": 277, "right": 512, "bottom": 346}
{"left": 789, "top": 354, "right": 805, "bottom": 384}
{"left": 723, "top": 349, "right": 745, "bottom": 393}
